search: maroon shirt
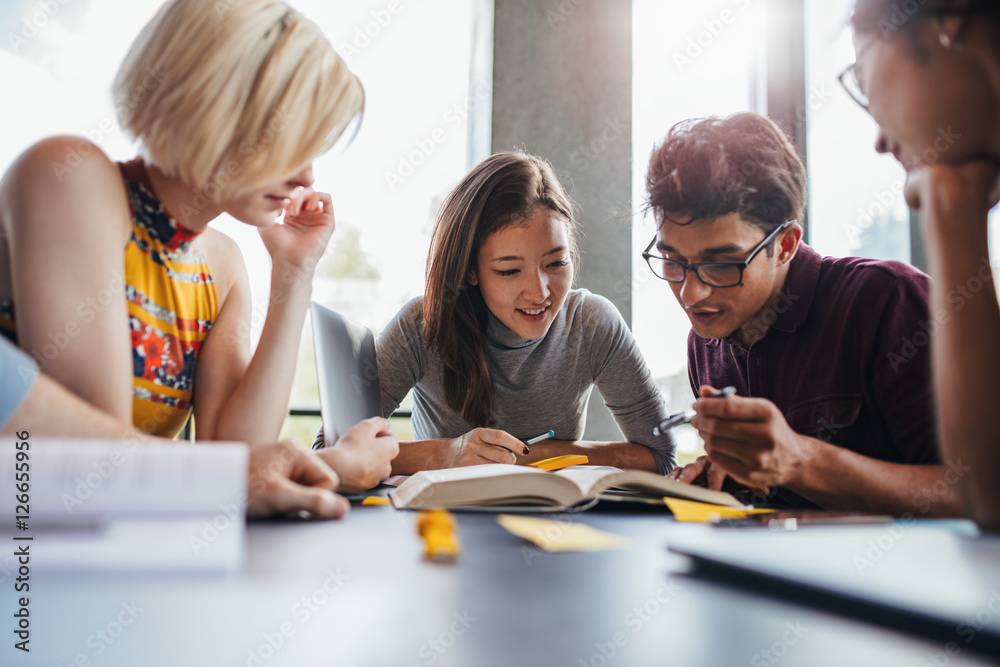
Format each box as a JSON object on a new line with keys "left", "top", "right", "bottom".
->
{"left": 688, "top": 243, "right": 938, "bottom": 508}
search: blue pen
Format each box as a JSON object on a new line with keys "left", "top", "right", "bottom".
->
{"left": 525, "top": 430, "right": 554, "bottom": 446}
{"left": 653, "top": 386, "right": 736, "bottom": 436}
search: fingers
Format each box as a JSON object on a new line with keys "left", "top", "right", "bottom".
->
{"left": 692, "top": 394, "right": 771, "bottom": 422}
{"left": 246, "top": 474, "right": 350, "bottom": 519}
{"left": 477, "top": 444, "right": 517, "bottom": 465}
{"left": 474, "top": 428, "right": 529, "bottom": 456}
{"left": 345, "top": 417, "right": 392, "bottom": 439}
{"left": 285, "top": 444, "right": 340, "bottom": 491}
{"left": 284, "top": 186, "right": 308, "bottom": 217}
{"left": 903, "top": 171, "right": 924, "bottom": 211}
{"left": 706, "top": 462, "right": 728, "bottom": 491}
{"left": 705, "top": 447, "right": 760, "bottom": 489}
{"left": 284, "top": 188, "right": 334, "bottom": 217}
{"left": 669, "top": 456, "right": 709, "bottom": 484}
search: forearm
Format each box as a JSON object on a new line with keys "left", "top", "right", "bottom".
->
{"left": 514, "top": 440, "right": 658, "bottom": 472}
{"left": 391, "top": 439, "right": 455, "bottom": 475}
{"left": 789, "top": 437, "right": 963, "bottom": 517}
{"left": 4, "top": 372, "right": 150, "bottom": 443}
{"left": 212, "top": 265, "right": 312, "bottom": 444}
{"left": 921, "top": 203, "right": 1000, "bottom": 527}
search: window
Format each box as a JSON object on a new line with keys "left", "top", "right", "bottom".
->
{"left": 0, "top": 0, "right": 474, "bottom": 445}
{"left": 631, "top": 0, "right": 764, "bottom": 464}
{"left": 805, "top": 0, "right": 910, "bottom": 263}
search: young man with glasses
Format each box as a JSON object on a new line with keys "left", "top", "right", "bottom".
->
{"left": 645, "top": 112, "right": 962, "bottom": 516}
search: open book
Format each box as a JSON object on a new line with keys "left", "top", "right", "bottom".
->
{"left": 0, "top": 438, "right": 248, "bottom": 575}
{"left": 389, "top": 464, "right": 745, "bottom": 510}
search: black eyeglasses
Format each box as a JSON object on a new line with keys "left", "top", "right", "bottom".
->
{"left": 838, "top": 63, "right": 869, "bottom": 112}
{"left": 642, "top": 221, "right": 795, "bottom": 288}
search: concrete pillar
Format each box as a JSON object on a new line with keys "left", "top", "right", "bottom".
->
{"left": 487, "top": 0, "right": 632, "bottom": 440}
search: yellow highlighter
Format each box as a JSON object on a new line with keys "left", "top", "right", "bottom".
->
{"left": 416, "top": 509, "right": 460, "bottom": 562}
{"left": 527, "top": 454, "right": 589, "bottom": 471}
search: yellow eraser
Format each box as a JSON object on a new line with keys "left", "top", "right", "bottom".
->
{"left": 527, "top": 454, "right": 589, "bottom": 471}
{"left": 361, "top": 496, "right": 391, "bottom": 505}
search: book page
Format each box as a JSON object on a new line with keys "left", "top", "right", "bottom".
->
{"left": 553, "top": 466, "right": 625, "bottom": 496}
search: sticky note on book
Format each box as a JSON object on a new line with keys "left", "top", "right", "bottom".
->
{"left": 497, "top": 515, "right": 629, "bottom": 552}
{"left": 663, "top": 497, "right": 775, "bottom": 523}
{"left": 526, "top": 455, "right": 589, "bottom": 471}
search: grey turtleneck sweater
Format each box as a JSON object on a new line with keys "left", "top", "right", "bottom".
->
{"left": 376, "top": 289, "right": 676, "bottom": 474}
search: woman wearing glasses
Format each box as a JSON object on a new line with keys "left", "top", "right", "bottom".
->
{"left": 653, "top": 113, "right": 960, "bottom": 515}
{"left": 368, "top": 150, "right": 676, "bottom": 474}
{"left": 848, "top": 0, "right": 1000, "bottom": 526}
{"left": 0, "top": 0, "right": 397, "bottom": 491}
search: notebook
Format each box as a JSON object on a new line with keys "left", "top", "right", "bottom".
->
{"left": 0, "top": 439, "right": 247, "bottom": 575}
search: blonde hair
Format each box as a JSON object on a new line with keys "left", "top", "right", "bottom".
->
{"left": 113, "top": 0, "right": 364, "bottom": 198}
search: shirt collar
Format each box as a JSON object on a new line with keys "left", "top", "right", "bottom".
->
{"left": 485, "top": 310, "right": 542, "bottom": 350}
{"left": 771, "top": 242, "right": 821, "bottom": 334}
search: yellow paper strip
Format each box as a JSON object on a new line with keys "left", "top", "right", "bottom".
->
{"left": 526, "top": 455, "right": 589, "bottom": 471}
{"left": 663, "top": 497, "right": 775, "bottom": 523}
{"left": 361, "top": 496, "right": 391, "bottom": 506}
{"left": 497, "top": 514, "right": 629, "bottom": 552}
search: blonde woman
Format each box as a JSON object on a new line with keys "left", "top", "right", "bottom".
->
{"left": 0, "top": 0, "right": 397, "bottom": 491}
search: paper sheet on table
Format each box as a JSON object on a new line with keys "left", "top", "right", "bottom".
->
{"left": 663, "top": 497, "right": 775, "bottom": 523}
{"left": 497, "top": 514, "right": 629, "bottom": 552}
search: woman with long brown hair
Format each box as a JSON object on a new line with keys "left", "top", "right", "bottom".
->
{"left": 371, "top": 150, "right": 675, "bottom": 474}
{"left": 847, "top": 0, "right": 1000, "bottom": 527}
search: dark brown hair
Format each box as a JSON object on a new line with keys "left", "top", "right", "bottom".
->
{"left": 851, "top": 0, "right": 1000, "bottom": 39}
{"left": 423, "top": 150, "right": 576, "bottom": 427}
{"left": 645, "top": 112, "right": 806, "bottom": 243}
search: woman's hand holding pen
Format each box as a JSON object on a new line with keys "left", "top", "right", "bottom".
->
{"left": 444, "top": 428, "right": 529, "bottom": 467}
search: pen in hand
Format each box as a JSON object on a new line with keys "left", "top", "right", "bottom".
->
{"left": 521, "top": 430, "right": 554, "bottom": 454}
{"left": 653, "top": 386, "right": 736, "bottom": 436}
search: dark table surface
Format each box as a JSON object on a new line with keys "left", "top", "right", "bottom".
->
{"left": 2, "top": 504, "right": 993, "bottom": 667}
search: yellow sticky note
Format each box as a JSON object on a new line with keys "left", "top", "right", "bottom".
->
{"left": 497, "top": 514, "right": 629, "bottom": 552}
{"left": 663, "top": 497, "right": 775, "bottom": 523}
{"left": 527, "top": 455, "right": 589, "bottom": 471}
{"left": 361, "top": 496, "right": 391, "bottom": 506}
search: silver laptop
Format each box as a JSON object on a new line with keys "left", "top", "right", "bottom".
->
{"left": 309, "top": 302, "right": 382, "bottom": 448}
{"left": 668, "top": 522, "right": 1000, "bottom": 657}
